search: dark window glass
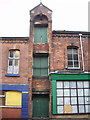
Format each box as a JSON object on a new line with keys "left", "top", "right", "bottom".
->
{"left": 9, "top": 60, "right": 13, "bottom": 66}
{"left": 9, "top": 51, "right": 14, "bottom": 58}
{"left": 0, "top": 91, "right": 5, "bottom": 106}
{"left": 68, "top": 54, "right": 72, "bottom": 60}
{"left": 74, "top": 54, "right": 78, "bottom": 60}
{"left": 68, "top": 61, "right": 73, "bottom": 66}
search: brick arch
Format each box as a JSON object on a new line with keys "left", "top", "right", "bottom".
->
{"left": 67, "top": 45, "right": 79, "bottom": 49}
{"left": 33, "top": 14, "right": 48, "bottom": 25}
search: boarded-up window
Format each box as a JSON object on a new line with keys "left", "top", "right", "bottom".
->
{"left": 64, "top": 105, "right": 72, "bottom": 113}
{"left": 33, "top": 56, "right": 48, "bottom": 76}
{"left": 34, "top": 27, "right": 48, "bottom": 43}
{"left": 6, "top": 91, "right": 22, "bottom": 106}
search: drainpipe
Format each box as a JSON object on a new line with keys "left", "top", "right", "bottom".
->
{"left": 79, "top": 34, "right": 84, "bottom": 71}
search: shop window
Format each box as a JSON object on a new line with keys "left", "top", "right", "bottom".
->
{"left": 56, "top": 81, "right": 90, "bottom": 114}
{"left": 67, "top": 47, "right": 79, "bottom": 69}
{"left": 33, "top": 56, "right": 48, "bottom": 76}
{"left": 7, "top": 50, "right": 20, "bottom": 74}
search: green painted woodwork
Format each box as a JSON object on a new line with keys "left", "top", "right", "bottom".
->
{"left": 32, "top": 95, "right": 49, "bottom": 118}
{"left": 52, "top": 80, "right": 57, "bottom": 114}
{"left": 33, "top": 56, "right": 48, "bottom": 76}
{"left": 50, "top": 73, "right": 90, "bottom": 80}
{"left": 34, "top": 27, "right": 48, "bottom": 43}
{"left": 50, "top": 73, "right": 90, "bottom": 114}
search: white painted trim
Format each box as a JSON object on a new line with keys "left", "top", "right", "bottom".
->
{"left": 0, "top": 106, "right": 22, "bottom": 108}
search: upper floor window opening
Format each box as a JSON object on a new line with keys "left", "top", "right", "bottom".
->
{"left": 33, "top": 55, "right": 48, "bottom": 76}
{"left": 7, "top": 50, "right": 20, "bottom": 74}
{"left": 33, "top": 14, "right": 48, "bottom": 44}
{"left": 67, "top": 46, "right": 79, "bottom": 69}
{"left": 34, "top": 26, "right": 48, "bottom": 44}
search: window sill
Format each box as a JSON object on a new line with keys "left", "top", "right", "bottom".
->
{"left": 5, "top": 74, "right": 20, "bottom": 77}
{"left": 67, "top": 67, "right": 81, "bottom": 70}
{"left": 33, "top": 76, "right": 49, "bottom": 79}
{"left": 34, "top": 43, "right": 48, "bottom": 44}
{"left": 53, "top": 112, "right": 90, "bottom": 115}
{"left": 0, "top": 106, "right": 22, "bottom": 108}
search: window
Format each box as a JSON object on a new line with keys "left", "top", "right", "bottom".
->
{"left": 6, "top": 91, "right": 22, "bottom": 106}
{"left": 0, "top": 91, "right": 5, "bottom": 106}
{"left": 0, "top": 91, "right": 22, "bottom": 106}
{"left": 67, "top": 47, "right": 79, "bottom": 69}
{"left": 7, "top": 50, "right": 20, "bottom": 74}
{"left": 33, "top": 56, "right": 48, "bottom": 76}
{"left": 56, "top": 81, "right": 90, "bottom": 114}
{"left": 34, "top": 27, "right": 48, "bottom": 43}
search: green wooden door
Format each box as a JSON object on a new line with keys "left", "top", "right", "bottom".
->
{"left": 32, "top": 95, "right": 49, "bottom": 118}
{"left": 33, "top": 56, "right": 48, "bottom": 76}
{"left": 34, "top": 27, "right": 48, "bottom": 43}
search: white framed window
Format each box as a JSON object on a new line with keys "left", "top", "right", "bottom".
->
{"left": 67, "top": 47, "right": 80, "bottom": 69}
{"left": 7, "top": 50, "right": 20, "bottom": 74}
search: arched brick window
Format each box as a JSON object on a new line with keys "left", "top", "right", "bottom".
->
{"left": 7, "top": 50, "right": 20, "bottom": 74}
{"left": 67, "top": 46, "right": 79, "bottom": 69}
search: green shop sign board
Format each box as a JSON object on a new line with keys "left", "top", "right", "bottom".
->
{"left": 50, "top": 73, "right": 90, "bottom": 81}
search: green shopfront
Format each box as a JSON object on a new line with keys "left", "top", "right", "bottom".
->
{"left": 50, "top": 73, "right": 90, "bottom": 115}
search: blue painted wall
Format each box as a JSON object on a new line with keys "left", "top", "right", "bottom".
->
{"left": 0, "top": 84, "right": 28, "bottom": 92}
{"left": 22, "top": 93, "right": 28, "bottom": 118}
{"left": 1, "top": 84, "right": 29, "bottom": 119}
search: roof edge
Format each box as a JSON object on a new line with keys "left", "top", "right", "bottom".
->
{"left": 30, "top": 2, "right": 52, "bottom": 13}
{"left": 52, "top": 30, "right": 90, "bottom": 35}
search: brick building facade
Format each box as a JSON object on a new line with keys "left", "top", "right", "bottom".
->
{"left": 0, "top": 2, "right": 90, "bottom": 119}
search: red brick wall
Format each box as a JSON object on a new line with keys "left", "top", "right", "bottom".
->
{"left": 28, "top": 4, "right": 52, "bottom": 118}
{"left": 0, "top": 4, "right": 89, "bottom": 119}
{"left": 33, "top": 44, "right": 49, "bottom": 53}
{"left": 1, "top": 107, "right": 21, "bottom": 118}
{"left": 0, "top": 42, "right": 2, "bottom": 83}
{"left": 1, "top": 40, "right": 29, "bottom": 84}
{"left": 32, "top": 78, "right": 49, "bottom": 91}
{"left": 51, "top": 34, "right": 88, "bottom": 71}
{"left": 88, "top": 37, "right": 90, "bottom": 71}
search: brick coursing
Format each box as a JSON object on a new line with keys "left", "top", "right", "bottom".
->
{"left": 1, "top": 3, "right": 90, "bottom": 119}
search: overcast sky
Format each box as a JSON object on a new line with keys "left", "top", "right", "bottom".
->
{"left": 0, "top": 0, "right": 89, "bottom": 37}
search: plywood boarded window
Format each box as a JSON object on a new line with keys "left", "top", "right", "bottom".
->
{"left": 6, "top": 91, "right": 22, "bottom": 106}
{"left": 64, "top": 105, "right": 72, "bottom": 113}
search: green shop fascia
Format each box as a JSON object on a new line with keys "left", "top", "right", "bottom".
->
{"left": 49, "top": 73, "right": 90, "bottom": 114}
